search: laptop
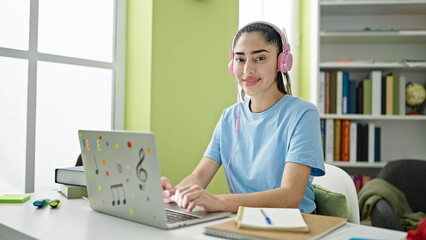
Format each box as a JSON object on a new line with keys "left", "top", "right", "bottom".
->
{"left": 78, "top": 130, "right": 231, "bottom": 229}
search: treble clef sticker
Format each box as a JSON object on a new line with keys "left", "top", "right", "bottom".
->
{"left": 136, "top": 148, "right": 148, "bottom": 190}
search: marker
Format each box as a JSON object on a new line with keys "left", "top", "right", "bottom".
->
{"left": 49, "top": 199, "right": 60, "bottom": 208}
{"left": 33, "top": 199, "right": 50, "bottom": 208}
{"left": 260, "top": 209, "right": 272, "bottom": 225}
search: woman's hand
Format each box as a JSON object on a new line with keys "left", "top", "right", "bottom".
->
{"left": 171, "top": 184, "right": 223, "bottom": 213}
{"left": 161, "top": 177, "right": 176, "bottom": 203}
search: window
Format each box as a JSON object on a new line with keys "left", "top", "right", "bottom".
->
{"left": 0, "top": 0, "right": 126, "bottom": 193}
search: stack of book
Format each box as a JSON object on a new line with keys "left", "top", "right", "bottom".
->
{"left": 58, "top": 184, "right": 87, "bottom": 199}
{"left": 318, "top": 70, "right": 406, "bottom": 116}
{"left": 320, "top": 119, "right": 381, "bottom": 163}
{"left": 55, "top": 166, "right": 87, "bottom": 199}
{"left": 205, "top": 207, "right": 346, "bottom": 240}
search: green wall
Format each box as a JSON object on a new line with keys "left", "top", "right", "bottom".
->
{"left": 126, "top": 0, "right": 152, "bottom": 131}
{"left": 126, "top": 0, "right": 239, "bottom": 194}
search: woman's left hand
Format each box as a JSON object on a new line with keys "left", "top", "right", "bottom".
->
{"left": 171, "top": 184, "right": 222, "bottom": 213}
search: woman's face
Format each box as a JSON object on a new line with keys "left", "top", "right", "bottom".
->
{"left": 232, "top": 32, "right": 279, "bottom": 99}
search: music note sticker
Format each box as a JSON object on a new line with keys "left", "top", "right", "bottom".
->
{"left": 117, "top": 163, "right": 122, "bottom": 173}
{"left": 136, "top": 148, "right": 148, "bottom": 191}
{"left": 93, "top": 156, "right": 99, "bottom": 175}
{"left": 111, "top": 183, "right": 127, "bottom": 206}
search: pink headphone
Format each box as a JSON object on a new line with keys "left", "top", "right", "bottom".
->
{"left": 228, "top": 21, "right": 293, "bottom": 78}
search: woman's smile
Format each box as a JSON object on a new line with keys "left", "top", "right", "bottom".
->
{"left": 243, "top": 76, "right": 261, "bottom": 86}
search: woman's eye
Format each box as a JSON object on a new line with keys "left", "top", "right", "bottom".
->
{"left": 235, "top": 58, "right": 245, "bottom": 63}
{"left": 256, "top": 57, "right": 265, "bottom": 61}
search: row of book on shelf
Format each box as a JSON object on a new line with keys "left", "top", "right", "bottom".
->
{"left": 318, "top": 70, "right": 406, "bottom": 115}
{"left": 320, "top": 119, "right": 381, "bottom": 163}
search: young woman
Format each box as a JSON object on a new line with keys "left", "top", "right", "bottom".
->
{"left": 162, "top": 21, "right": 325, "bottom": 214}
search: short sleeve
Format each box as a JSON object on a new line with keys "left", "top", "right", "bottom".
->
{"left": 203, "top": 112, "right": 223, "bottom": 164}
{"left": 286, "top": 109, "right": 325, "bottom": 176}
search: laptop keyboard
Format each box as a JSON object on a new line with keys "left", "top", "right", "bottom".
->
{"left": 165, "top": 209, "right": 201, "bottom": 224}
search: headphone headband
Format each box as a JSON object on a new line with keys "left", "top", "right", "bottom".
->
{"left": 230, "top": 21, "right": 291, "bottom": 54}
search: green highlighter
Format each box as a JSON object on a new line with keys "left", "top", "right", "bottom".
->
{"left": 49, "top": 199, "right": 61, "bottom": 208}
{"left": 0, "top": 194, "right": 31, "bottom": 203}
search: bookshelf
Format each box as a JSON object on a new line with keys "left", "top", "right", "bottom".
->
{"left": 312, "top": 0, "right": 426, "bottom": 179}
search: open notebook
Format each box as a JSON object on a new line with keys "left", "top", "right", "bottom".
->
{"left": 235, "top": 207, "right": 309, "bottom": 232}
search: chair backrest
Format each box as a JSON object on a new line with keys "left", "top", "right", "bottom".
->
{"left": 376, "top": 159, "right": 426, "bottom": 213}
{"left": 313, "top": 163, "right": 360, "bottom": 224}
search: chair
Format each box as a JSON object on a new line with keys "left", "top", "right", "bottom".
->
{"left": 313, "top": 163, "right": 360, "bottom": 224}
{"left": 370, "top": 159, "right": 426, "bottom": 231}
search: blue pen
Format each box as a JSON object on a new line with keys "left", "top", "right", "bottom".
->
{"left": 260, "top": 209, "right": 272, "bottom": 225}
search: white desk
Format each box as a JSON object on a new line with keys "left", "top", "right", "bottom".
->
{"left": 0, "top": 191, "right": 407, "bottom": 240}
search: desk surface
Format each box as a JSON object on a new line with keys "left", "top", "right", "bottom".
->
{"left": 0, "top": 191, "right": 407, "bottom": 240}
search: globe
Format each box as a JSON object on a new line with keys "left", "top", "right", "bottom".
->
{"left": 406, "top": 82, "right": 426, "bottom": 115}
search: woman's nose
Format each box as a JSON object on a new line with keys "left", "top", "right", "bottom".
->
{"left": 244, "top": 60, "right": 255, "bottom": 74}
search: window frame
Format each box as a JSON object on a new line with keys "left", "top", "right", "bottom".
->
{"left": 0, "top": 0, "right": 126, "bottom": 193}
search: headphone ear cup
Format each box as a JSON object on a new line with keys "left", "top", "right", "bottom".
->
{"left": 278, "top": 52, "right": 293, "bottom": 73}
{"left": 228, "top": 59, "right": 235, "bottom": 78}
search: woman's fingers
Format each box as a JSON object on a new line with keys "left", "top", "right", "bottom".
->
{"left": 173, "top": 184, "right": 203, "bottom": 209}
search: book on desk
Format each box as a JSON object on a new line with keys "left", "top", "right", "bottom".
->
{"left": 54, "top": 166, "right": 86, "bottom": 187}
{"left": 205, "top": 213, "right": 346, "bottom": 240}
{"left": 58, "top": 184, "right": 87, "bottom": 199}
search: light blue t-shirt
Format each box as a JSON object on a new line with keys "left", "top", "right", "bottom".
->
{"left": 203, "top": 94, "right": 325, "bottom": 213}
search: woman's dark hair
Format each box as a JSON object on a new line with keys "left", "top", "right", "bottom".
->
{"left": 233, "top": 23, "right": 292, "bottom": 99}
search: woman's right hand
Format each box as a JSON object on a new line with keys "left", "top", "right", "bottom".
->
{"left": 161, "top": 177, "right": 176, "bottom": 203}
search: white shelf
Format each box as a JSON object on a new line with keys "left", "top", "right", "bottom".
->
{"left": 319, "top": 62, "right": 426, "bottom": 70}
{"left": 329, "top": 162, "right": 387, "bottom": 168}
{"left": 320, "top": 1, "right": 426, "bottom": 14}
{"left": 320, "top": 31, "right": 426, "bottom": 44}
{"left": 320, "top": 0, "right": 426, "bottom": 6}
{"left": 319, "top": 114, "right": 426, "bottom": 121}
